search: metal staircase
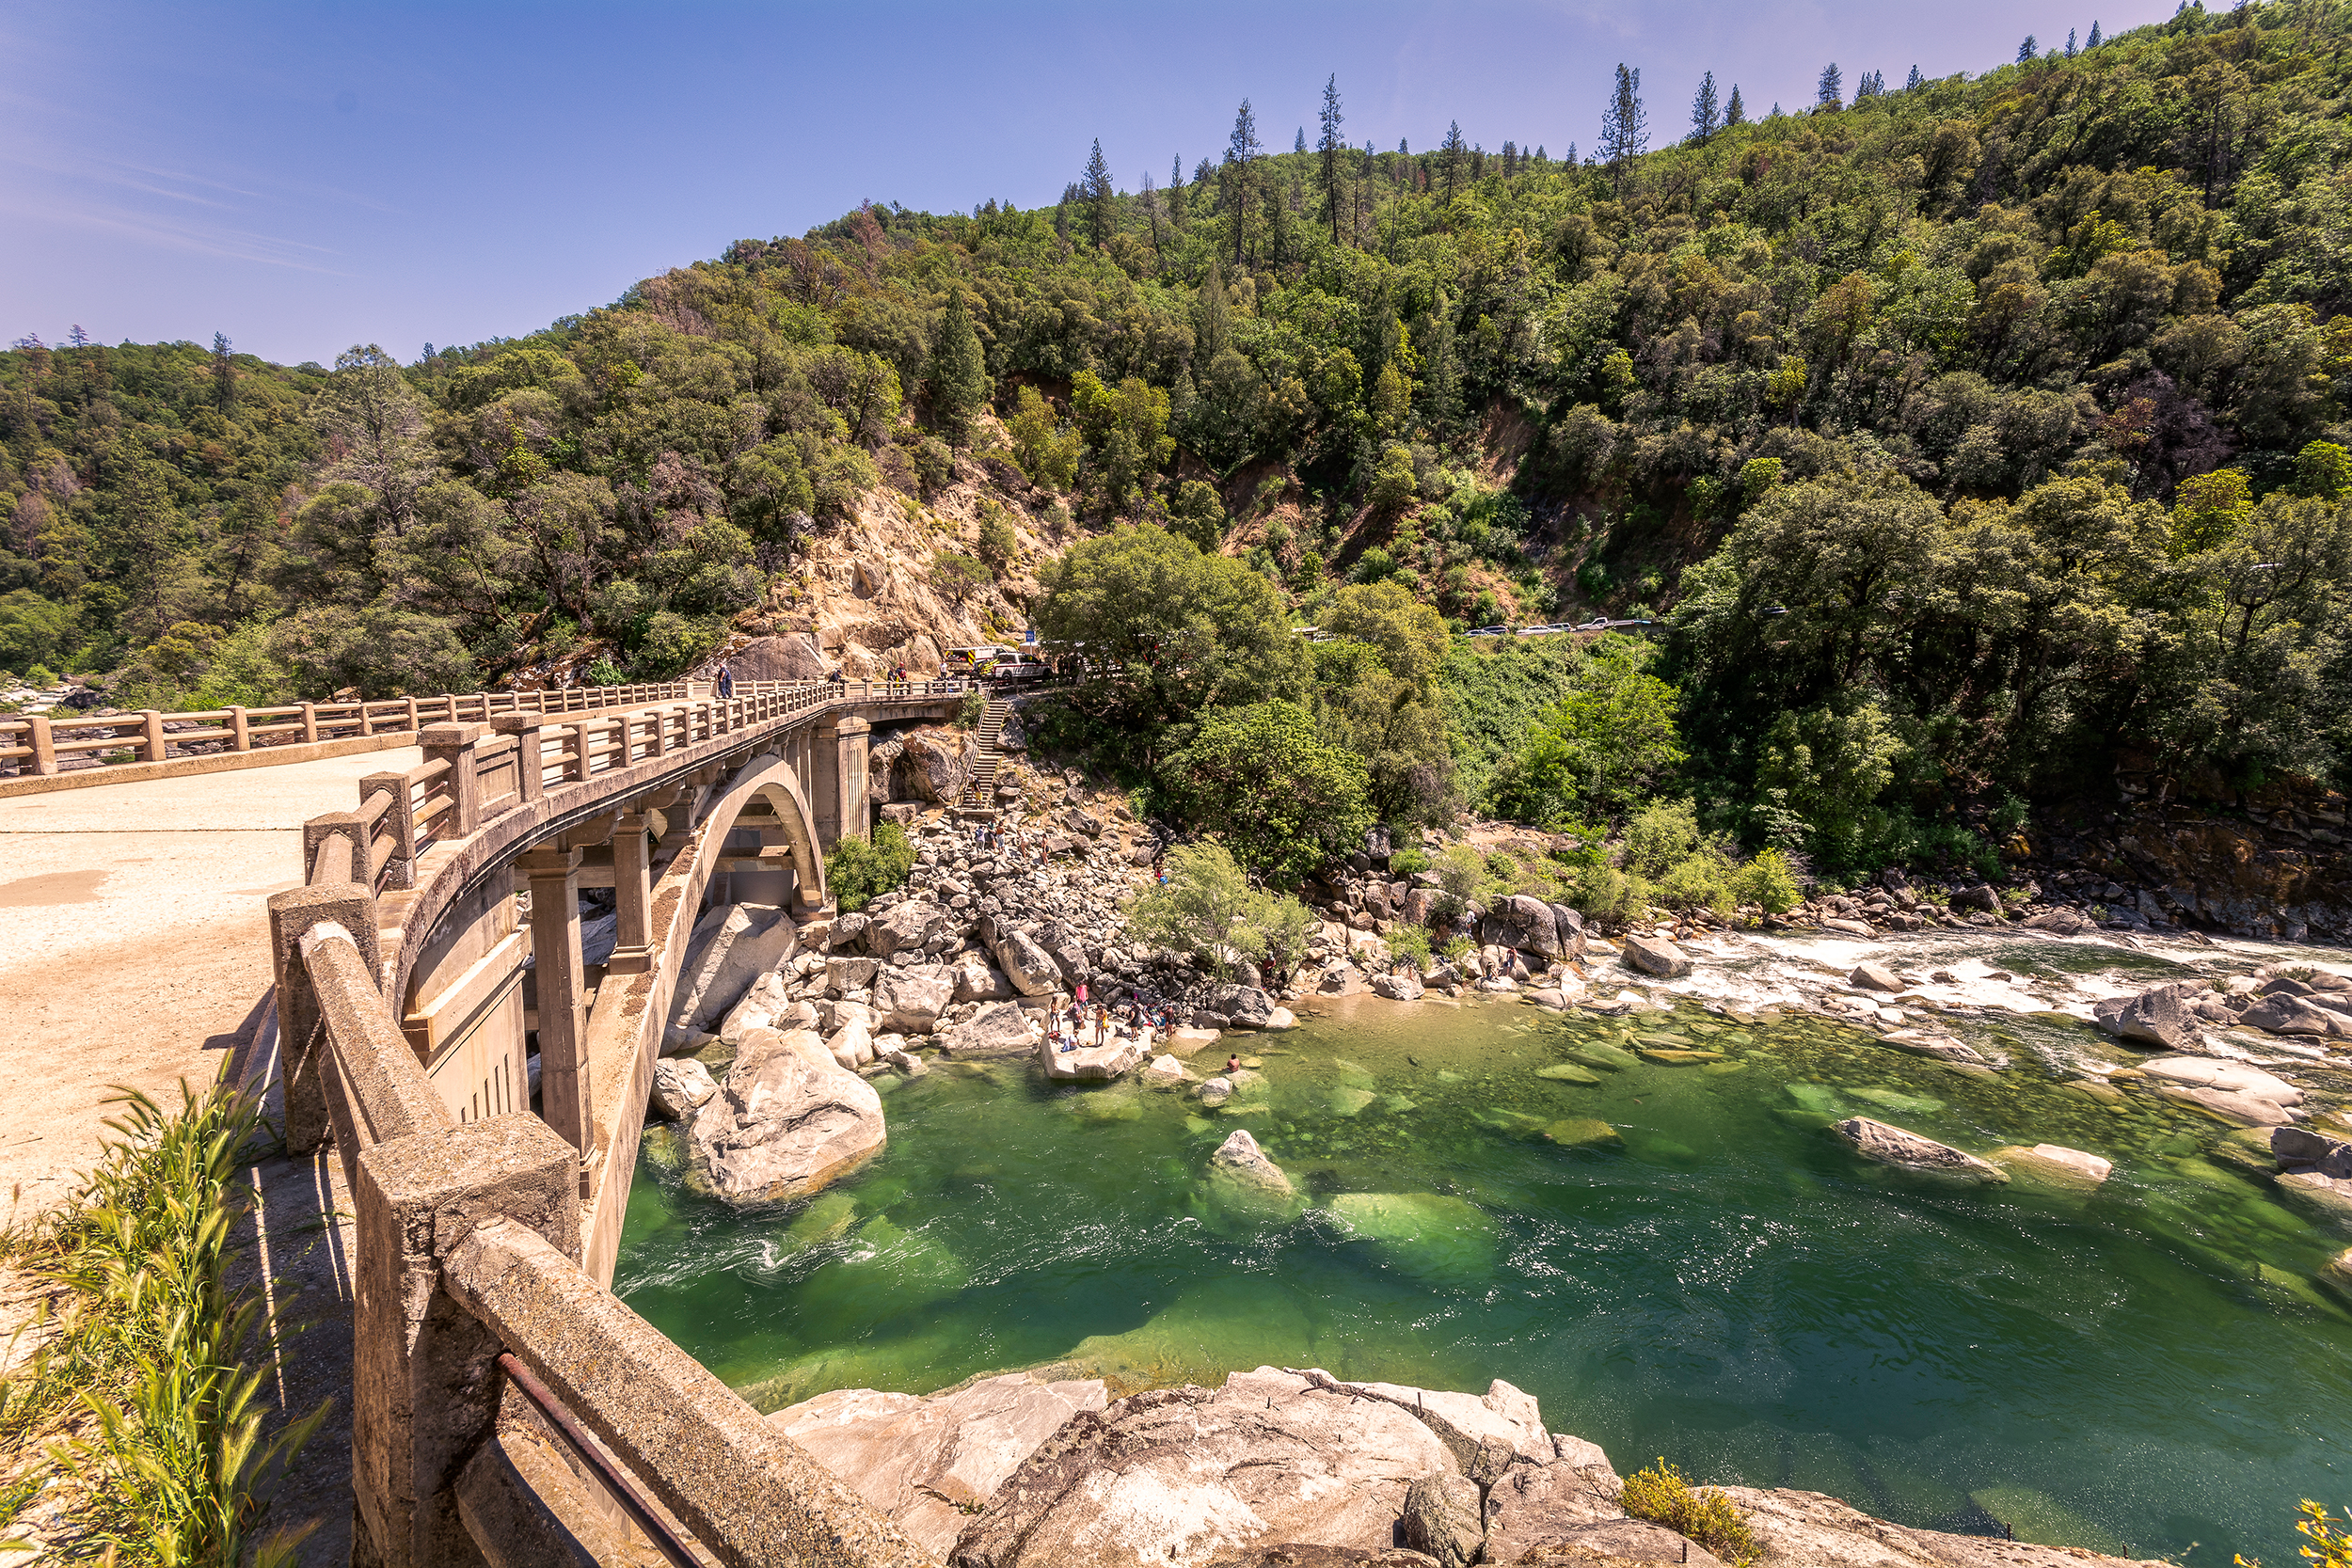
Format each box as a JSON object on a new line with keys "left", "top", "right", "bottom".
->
{"left": 957, "top": 694, "right": 1014, "bottom": 814}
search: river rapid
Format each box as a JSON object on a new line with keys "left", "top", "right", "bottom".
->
{"left": 617, "top": 924, "right": 2352, "bottom": 1565}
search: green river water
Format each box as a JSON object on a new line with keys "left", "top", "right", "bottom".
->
{"left": 616, "top": 938, "right": 2352, "bottom": 1564}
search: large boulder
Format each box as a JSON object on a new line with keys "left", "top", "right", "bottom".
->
{"left": 727, "top": 632, "right": 828, "bottom": 682}
{"left": 718, "top": 969, "right": 794, "bottom": 1044}
{"left": 1834, "top": 1117, "right": 2008, "bottom": 1183}
{"left": 2275, "top": 1127, "right": 2352, "bottom": 1178}
{"left": 875, "top": 963, "right": 955, "bottom": 1034}
{"left": 1479, "top": 1451, "right": 1629, "bottom": 1566}
{"left": 989, "top": 927, "right": 1063, "bottom": 996}
{"left": 670, "top": 903, "right": 798, "bottom": 1039}
{"left": 2137, "top": 1055, "right": 2302, "bottom": 1106}
{"left": 1041, "top": 1038, "right": 1149, "bottom": 1082}
{"left": 950, "top": 950, "right": 1016, "bottom": 1004}
{"left": 1295, "top": 1371, "right": 1550, "bottom": 1472}
{"left": 1619, "top": 933, "right": 1692, "bottom": 978}
{"left": 900, "top": 731, "right": 967, "bottom": 803}
{"left": 687, "top": 1028, "right": 885, "bottom": 1204}
{"left": 1205, "top": 984, "right": 1276, "bottom": 1028}
{"left": 2242, "top": 992, "right": 2349, "bottom": 1037}
{"left": 1372, "top": 970, "right": 1425, "bottom": 1002}
{"left": 866, "top": 900, "right": 949, "bottom": 958}
{"left": 1480, "top": 895, "right": 1564, "bottom": 959}
{"left": 946, "top": 1368, "right": 1454, "bottom": 1568}
{"left": 770, "top": 1373, "right": 1108, "bottom": 1560}
{"left": 648, "top": 1058, "right": 717, "bottom": 1122}
{"left": 1399, "top": 1472, "right": 1483, "bottom": 1568}
{"left": 937, "top": 1002, "right": 1038, "bottom": 1058}
{"left": 1204, "top": 1130, "right": 1303, "bottom": 1227}
{"left": 2090, "top": 985, "right": 2201, "bottom": 1051}
{"left": 1713, "top": 1485, "right": 2176, "bottom": 1568}
{"left": 1548, "top": 903, "right": 1588, "bottom": 961}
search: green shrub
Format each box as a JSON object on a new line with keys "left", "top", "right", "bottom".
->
{"left": 1388, "top": 847, "right": 1430, "bottom": 877}
{"left": 3, "top": 1068, "right": 330, "bottom": 1565}
{"left": 584, "top": 655, "right": 628, "bottom": 687}
{"left": 1563, "top": 862, "right": 1654, "bottom": 925}
{"left": 1438, "top": 934, "right": 1476, "bottom": 962}
{"left": 826, "top": 821, "right": 916, "bottom": 911}
{"left": 1656, "top": 849, "right": 1736, "bottom": 916}
{"left": 1621, "top": 1458, "right": 1759, "bottom": 1567}
{"left": 1730, "top": 848, "right": 1802, "bottom": 913}
{"left": 1387, "top": 923, "right": 1432, "bottom": 969}
{"left": 1124, "top": 842, "right": 1261, "bottom": 980}
{"left": 956, "top": 690, "right": 984, "bottom": 728}
{"left": 1623, "top": 798, "right": 1703, "bottom": 879}
{"left": 26, "top": 663, "right": 55, "bottom": 687}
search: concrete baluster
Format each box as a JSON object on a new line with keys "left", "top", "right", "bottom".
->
{"left": 519, "top": 846, "right": 592, "bottom": 1164}
{"left": 229, "top": 706, "right": 250, "bottom": 752}
{"left": 141, "top": 709, "right": 167, "bottom": 763}
{"left": 266, "top": 882, "right": 382, "bottom": 1157}
{"left": 26, "top": 714, "right": 56, "bottom": 776}
{"left": 299, "top": 701, "right": 319, "bottom": 744}
{"left": 487, "top": 716, "right": 547, "bottom": 802}
{"left": 420, "top": 723, "right": 488, "bottom": 836}
{"left": 403, "top": 696, "right": 420, "bottom": 733}
{"left": 362, "top": 772, "right": 418, "bottom": 889}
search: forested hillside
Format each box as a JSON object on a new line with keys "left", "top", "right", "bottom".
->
{"left": 3, "top": 0, "right": 2347, "bottom": 886}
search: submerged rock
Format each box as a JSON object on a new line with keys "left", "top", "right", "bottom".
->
{"left": 1993, "top": 1144, "right": 2114, "bottom": 1186}
{"left": 1543, "top": 1118, "right": 1624, "bottom": 1149}
{"left": 1326, "top": 1193, "right": 1501, "bottom": 1282}
{"left": 771, "top": 1372, "right": 1108, "bottom": 1560}
{"left": 1833, "top": 1117, "right": 2008, "bottom": 1183}
{"left": 1536, "top": 1063, "right": 1601, "bottom": 1085}
{"left": 946, "top": 1368, "right": 1452, "bottom": 1568}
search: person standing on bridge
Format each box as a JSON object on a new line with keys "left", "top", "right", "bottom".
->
{"left": 716, "top": 660, "right": 735, "bottom": 701}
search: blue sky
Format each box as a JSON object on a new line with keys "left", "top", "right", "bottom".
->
{"left": 2, "top": 1, "right": 2177, "bottom": 366}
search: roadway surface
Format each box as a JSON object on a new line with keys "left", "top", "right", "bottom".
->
{"left": 0, "top": 747, "right": 418, "bottom": 1215}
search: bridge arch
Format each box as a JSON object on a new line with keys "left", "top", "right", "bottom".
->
{"left": 693, "top": 748, "right": 827, "bottom": 913}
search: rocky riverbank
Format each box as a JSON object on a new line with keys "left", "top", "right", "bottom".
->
{"left": 765, "top": 1354, "right": 2177, "bottom": 1568}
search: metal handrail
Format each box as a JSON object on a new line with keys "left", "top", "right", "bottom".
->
{"left": 497, "top": 1353, "right": 701, "bottom": 1568}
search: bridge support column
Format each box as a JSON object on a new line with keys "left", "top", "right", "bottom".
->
{"left": 607, "top": 812, "right": 655, "bottom": 975}
{"left": 518, "top": 847, "right": 592, "bottom": 1164}
{"left": 815, "top": 716, "right": 870, "bottom": 847}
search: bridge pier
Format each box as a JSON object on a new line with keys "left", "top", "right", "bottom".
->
{"left": 814, "top": 715, "right": 870, "bottom": 846}
{"left": 606, "top": 811, "right": 655, "bottom": 975}
{"left": 518, "top": 846, "right": 592, "bottom": 1172}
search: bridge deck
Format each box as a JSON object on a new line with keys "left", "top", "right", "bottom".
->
{"left": 0, "top": 745, "right": 421, "bottom": 1214}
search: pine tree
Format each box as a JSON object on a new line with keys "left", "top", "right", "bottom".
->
{"left": 2066, "top": 26, "right": 2078, "bottom": 55}
{"left": 1598, "top": 64, "right": 1648, "bottom": 187}
{"left": 1226, "top": 99, "right": 1261, "bottom": 267}
{"left": 1439, "top": 119, "right": 1468, "bottom": 201}
{"left": 1139, "top": 169, "right": 1166, "bottom": 271}
{"left": 68, "top": 325, "right": 88, "bottom": 349}
{"left": 2088, "top": 20, "right": 2103, "bottom": 47}
{"left": 1317, "top": 73, "right": 1346, "bottom": 245}
{"left": 1690, "top": 71, "right": 1722, "bottom": 143}
{"left": 1197, "top": 261, "right": 1232, "bottom": 362}
{"left": 1906, "top": 65, "right": 1922, "bottom": 89}
{"left": 211, "top": 331, "right": 235, "bottom": 412}
{"left": 928, "top": 290, "right": 988, "bottom": 449}
{"left": 1817, "top": 62, "right": 1843, "bottom": 109}
{"left": 2018, "top": 35, "right": 2038, "bottom": 62}
{"left": 1724, "top": 85, "right": 1746, "bottom": 127}
{"left": 1081, "top": 139, "right": 1115, "bottom": 250}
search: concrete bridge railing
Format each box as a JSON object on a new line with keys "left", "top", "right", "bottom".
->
{"left": 270, "top": 676, "right": 964, "bottom": 1566}
{"left": 0, "top": 681, "right": 705, "bottom": 788}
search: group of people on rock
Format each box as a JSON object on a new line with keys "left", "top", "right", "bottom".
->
{"left": 1043, "top": 982, "right": 1182, "bottom": 1054}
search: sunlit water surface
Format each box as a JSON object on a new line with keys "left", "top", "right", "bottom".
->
{"left": 617, "top": 933, "right": 2352, "bottom": 1563}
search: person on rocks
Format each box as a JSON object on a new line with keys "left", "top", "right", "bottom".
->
{"left": 1226, "top": 1053, "right": 1241, "bottom": 1073}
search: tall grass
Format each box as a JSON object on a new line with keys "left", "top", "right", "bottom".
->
{"left": 0, "top": 1066, "right": 329, "bottom": 1565}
